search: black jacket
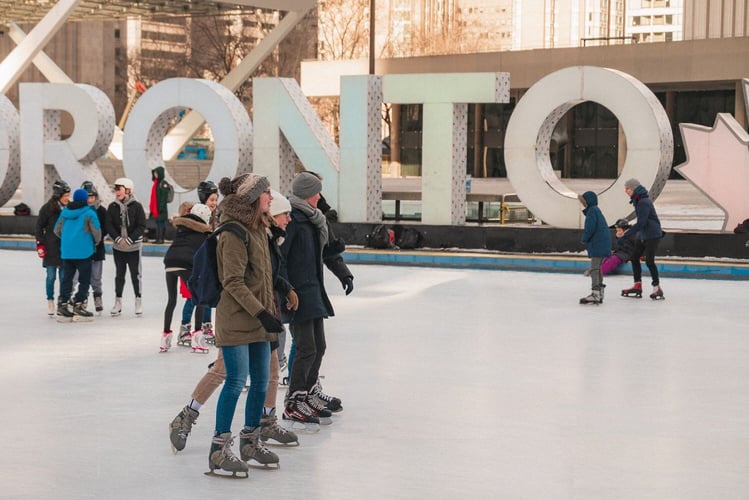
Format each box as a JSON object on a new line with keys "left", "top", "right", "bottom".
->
{"left": 106, "top": 197, "right": 146, "bottom": 244}
{"left": 163, "top": 214, "right": 211, "bottom": 269}
{"left": 92, "top": 205, "right": 108, "bottom": 261}
{"left": 35, "top": 199, "right": 63, "bottom": 267}
{"left": 280, "top": 208, "right": 334, "bottom": 323}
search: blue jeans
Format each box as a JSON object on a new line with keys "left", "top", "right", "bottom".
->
{"left": 215, "top": 342, "right": 270, "bottom": 434}
{"left": 45, "top": 266, "right": 63, "bottom": 301}
{"left": 181, "top": 299, "right": 212, "bottom": 325}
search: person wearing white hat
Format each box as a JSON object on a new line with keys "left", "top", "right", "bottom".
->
{"left": 106, "top": 177, "right": 146, "bottom": 316}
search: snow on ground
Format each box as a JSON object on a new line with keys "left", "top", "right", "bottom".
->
{"left": 1, "top": 249, "right": 748, "bottom": 499}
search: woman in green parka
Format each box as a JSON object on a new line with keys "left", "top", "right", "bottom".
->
{"left": 149, "top": 166, "right": 171, "bottom": 243}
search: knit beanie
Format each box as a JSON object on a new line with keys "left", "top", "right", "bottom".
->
{"left": 292, "top": 172, "right": 323, "bottom": 199}
{"left": 269, "top": 190, "right": 292, "bottom": 216}
{"left": 190, "top": 203, "right": 212, "bottom": 225}
{"left": 624, "top": 178, "right": 641, "bottom": 191}
{"left": 73, "top": 189, "right": 89, "bottom": 203}
{"left": 218, "top": 173, "right": 269, "bottom": 204}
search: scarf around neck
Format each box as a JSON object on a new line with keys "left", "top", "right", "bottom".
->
{"left": 288, "top": 194, "right": 329, "bottom": 247}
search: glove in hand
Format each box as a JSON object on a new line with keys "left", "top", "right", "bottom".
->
{"left": 36, "top": 243, "right": 46, "bottom": 258}
{"left": 342, "top": 276, "right": 354, "bottom": 296}
{"left": 257, "top": 310, "right": 284, "bottom": 333}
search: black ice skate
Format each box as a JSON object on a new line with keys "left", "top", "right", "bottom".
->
{"left": 239, "top": 427, "right": 280, "bottom": 468}
{"left": 621, "top": 282, "right": 643, "bottom": 298}
{"left": 649, "top": 285, "right": 665, "bottom": 300}
{"left": 205, "top": 432, "right": 248, "bottom": 478}
{"left": 283, "top": 392, "right": 321, "bottom": 433}
{"left": 306, "top": 393, "right": 333, "bottom": 425}
{"left": 56, "top": 301, "right": 74, "bottom": 323}
{"left": 311, "top": 380, "right": 343, "bottom": 413}
{"left": 72, "top": 302, "right": 94, "bottom": 322}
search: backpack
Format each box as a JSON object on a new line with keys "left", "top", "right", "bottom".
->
{"left": 163, "top": 181, "right": 175, "bottom": 203}
{"left": 13, "top": 203, "right": 30, "bottom": 216}
{"left": 187, "top": 223, "right": 249, "bottom": 307}
{"left": 365, "top": 224, "right": 394, "bottom": 249}
{"left": 733, "top": 218, "right": 749, "bottom": 234}
{"left": 394, "top": 226, "right": 424, "bottom": 249}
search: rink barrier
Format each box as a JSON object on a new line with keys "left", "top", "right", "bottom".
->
{"left": 2, "top": 237, "right": 748, "bottom": 280}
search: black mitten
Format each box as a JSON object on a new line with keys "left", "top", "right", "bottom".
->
{"left": 257, "top": 310, "right": 284, "bottom": 333}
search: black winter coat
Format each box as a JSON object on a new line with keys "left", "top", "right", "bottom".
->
{"left": 92, "top": 205, "right": 107, "bottom": 261}
{"left": 106, "top": 197, "right": 146, "bottom": 244}
{"left": 280, "top": 208, "right": 334, "bottom": 323}
{"left": 35, "top": 199, "right": 63, "bottom": 267}
{"left": 163, "top": 214, "right": 211, "bottom": 269}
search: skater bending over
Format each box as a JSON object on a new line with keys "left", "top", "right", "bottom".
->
{"left": 205, "top": 174, "right": 284, "bottom": 478}
{"left": 621, "top": 179, "right": 666, "bottom": 300}
{"left": 578, "top": 191, "right": 610, "bottom": 305}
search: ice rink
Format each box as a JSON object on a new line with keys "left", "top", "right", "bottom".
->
{"left": 1, "top": 248, "right": 748, "bottom": 499}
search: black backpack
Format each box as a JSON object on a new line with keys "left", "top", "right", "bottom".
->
{"left": 394, "top": 227, "right": 424, "bottom": 249}
{"left": 365, "top": 224, "right": 394, "bottom": 249}
{"left": 188, "top": 223, "right": 248, "bottom": 307}
{"left": 13, "top": 203, "right": 30, "bottom": 216}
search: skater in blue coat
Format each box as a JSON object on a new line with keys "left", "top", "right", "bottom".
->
{"left": 578, "top": 190, "right": 610, "bottom": 305}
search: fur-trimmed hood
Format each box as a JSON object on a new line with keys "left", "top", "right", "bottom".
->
{"left": 173, "top": 213, "right": 212, "bottom": 234}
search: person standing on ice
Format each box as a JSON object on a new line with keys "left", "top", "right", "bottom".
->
{"left": 36, "top": 180, "right": 71, "bottom": 316}
{"left": 620, "top": 179, "right": 666, "bottom": 300}
{"left": 578, "top": 190, "right": 610, "bottom": 305}
{"left": 205, "top": 173, "right": 284, "bottom": 478}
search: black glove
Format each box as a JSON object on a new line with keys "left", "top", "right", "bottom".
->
{"left": 342, "top": 276, "right": 354, "bottom": 296}
{"left": 328, "top": 237, "right": 346, "bottom": 254}
{"left": 257, "top": 310, "right": 284, "bottom": 333}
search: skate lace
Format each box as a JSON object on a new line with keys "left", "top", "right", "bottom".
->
{"left": 307, "top": 394, "right": 328, "bottom": 411}
{"left": 314, "top": 388, "right": 334, "bottom": 403}
{"left": 219, "top": 436, "right": 242, "bottom": 463}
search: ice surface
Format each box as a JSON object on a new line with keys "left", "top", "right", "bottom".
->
{"left": 1, "top": 249, "right": 748, "bottom": 498}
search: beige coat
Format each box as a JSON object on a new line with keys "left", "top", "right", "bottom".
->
{"left": 215, "top": 216, "right": 277, "bottom": 347}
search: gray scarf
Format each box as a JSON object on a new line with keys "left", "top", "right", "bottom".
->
{"left": 289, "top": 194, "right": 329, "bottom": 247}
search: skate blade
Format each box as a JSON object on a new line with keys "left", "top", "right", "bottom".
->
{"left": 191, "top": 348, "right": 210, "bottom": 354}
{"left": 72, "top": 316, "right": 94, "bottom": 322}
{"left": 286, "top": 421, "right": 320, "bottom": 433}
{"left": 56, "top": 316, "right": 74, "bottom": 323}
{"left": 247, "top": 460, "right": 280, "bottom": 470}
{"left": 318, "top": 416, "right": 333, "bottom": 425}
{"left": 204, "top": 470, "right": 249, "bottom": 479}
{"left": 261, "top": 438, "right": 300, "bottom": 447}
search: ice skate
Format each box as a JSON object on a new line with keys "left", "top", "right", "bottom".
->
{"left": 169, "top": 406, "right": 198, "bottom": 453}
{"left": 579, "top": 289, "right": 603, "bottom": 305}
{"left": 110, "top": 297, "right": 122, "bottom": 316}
{"left": 203, "top": 322, "right": 215, "bottom": 344}
{"left": 159, "top": 331, "right": 173, "bottom": 353}
{"left": 56, "top": 301, "right": 73, "bottom": 323}
{"left": 621, "top": 282, "right": 642, "bottom": 298}
{"left": 72, "top": 302, "right": 94, "bottom": 322}
{"left": 259, "top": 408, "right": 299, "bottom": 446}
{"left": 47, "top": 299, "right": 56, "bottom": 317}
{"left": 239, "top": 427, "right": 280, "bottom": 469}
{"left": 206, "top": 433, "right": 248, "bottom": 478}
{"left": 650, "top": 285, "right": 665, "bottom": 300}
{"left": 306, "top": 393, "right": 333, "bottom": 425}
{"left": 191, "top": 330, "right": 209, "bottom": 354}
{"left": 177, "top": 324, "right": 191, "bottom": 346}
{"left": 93, "top": 295, "right": 103, "bottom": 314}
{"left": 134, "top": 297, "right": 143, "bottom": 316}
{"left": 282, "top": 392, "right": 320, "bottom": 433}
{"left": 278, "top": 354, "right": 288, "bottom": 374}
{"left": 311, "top": 379, "right": 343, "bottom": 413}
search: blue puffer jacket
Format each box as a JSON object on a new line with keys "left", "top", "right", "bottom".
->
{"left": 54, "top": 201, "right": 102, "bottom": 260}
{"left": 623, "top": 185, "right": 664, "bottom": 241}
{"left": 580, "top": 191, "right": 611, "bottom": 258}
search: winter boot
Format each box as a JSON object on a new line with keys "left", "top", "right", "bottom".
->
{"left": 311, "top": 379, "right": 343, "bottom": 413}
{"left": 93, "top": 295, "right": 103, "bottom": 314}
{"left": 72, "top": 302, "right": 94, "bottom": 322}
{"left": 305, "top": 393, "right": 333, "bottom": 424}
{"left": 650, "top": 285, "right": 665, "bottom": 300}
{"left": 621, "top": 282, "right": 642, "bottom": 298}
{"left": 111, "top": 297, "right": 122, "bottom": 316}
{"left": 283, "top": 392, "right": 320, "bottom": 426}
{"left": 169, "top": 405, "right": 199, "bottom": 452}
{"left": 191, "top": 330, "right": 209, "bottom": 354}
{"left": 259, "top": 408, "right": 299, "bottom": 446}
{"left": 135, "top": 297, "right": 143, "bottom": 315}
{"left": 160, "top": 331, "right": 173, "bottom": 353}
{"left": 207, "top": 433, "right": 248, "bottom": 478}
{"left": 177, "top": 324, "right": 192, "bottom": 347}
{"left": 579, "top": 289, "right": 603, "bottom": 305}
{"left": 47, "top": 299, "right": 56, "bottom": 317}
{"left": 239, "top": 427, "right": 280, "bottom": 468}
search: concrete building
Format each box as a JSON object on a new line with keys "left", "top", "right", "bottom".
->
{"left": 626, "top": 0, "right": 684, "bottom": 43}
{"left": 683, "top": 0, "right": 749, "bottom": 39}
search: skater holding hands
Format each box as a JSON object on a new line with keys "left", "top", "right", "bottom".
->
{"left": 578, "top": 191, "right": 610, "bottom": 305}
{"left": 620, "top": 179, "right": 666, "bottom": 300}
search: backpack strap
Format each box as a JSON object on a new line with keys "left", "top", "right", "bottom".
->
{"left": 214, "top": 222, "right": 251, "bottom": 258}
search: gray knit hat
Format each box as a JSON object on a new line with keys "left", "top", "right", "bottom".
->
{"left": 218, "top": 173, "right": 269, "bottom": 204}
{"left": 624, "top": 178, "right": 641, "bottom": 190}
{"left": 292, "top": 172, "right": 323, "bottom": 199}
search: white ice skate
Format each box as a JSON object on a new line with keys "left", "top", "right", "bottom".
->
{"left": 160, "top": 331, "right": 173, "bottom": 353}
{"left": 191, "top": 330, "right": 209, "bottom": 354}
{"left": 111, "top": 297, "right": 122, "bottom": 316}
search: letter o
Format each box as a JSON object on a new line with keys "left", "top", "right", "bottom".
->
{"left": 0, "top": 95, "right": 20, "bottom": 208}
{"left": 504, "top": 66, "right": 673, "bottom": 228}
{"left": 123, "top": 78, "right": 252, "bottom": 208}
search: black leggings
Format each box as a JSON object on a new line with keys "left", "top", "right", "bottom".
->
{"left": 113, "top": 249, "right": 142, "bottom": 297}
{"left": 630, "top": 239, "right": 660, "bottom": 286}
{"left": 164, "top": 270, "right": 204, "bottom": 333}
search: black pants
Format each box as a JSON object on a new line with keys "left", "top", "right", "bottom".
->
{"left": 163, "top": 270, "right": 204, "bottom": 333}
{"left": 113, "top": 249, "right": 142, "bottom": 297}
{"left": 61, "top": 258, "right": 92, "bottom": 304}
{"left": 287, "top": 317, "right": 326, "bottom": 395}
{"left": 631, "top": 239, "right": 660, "bottom": 286}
